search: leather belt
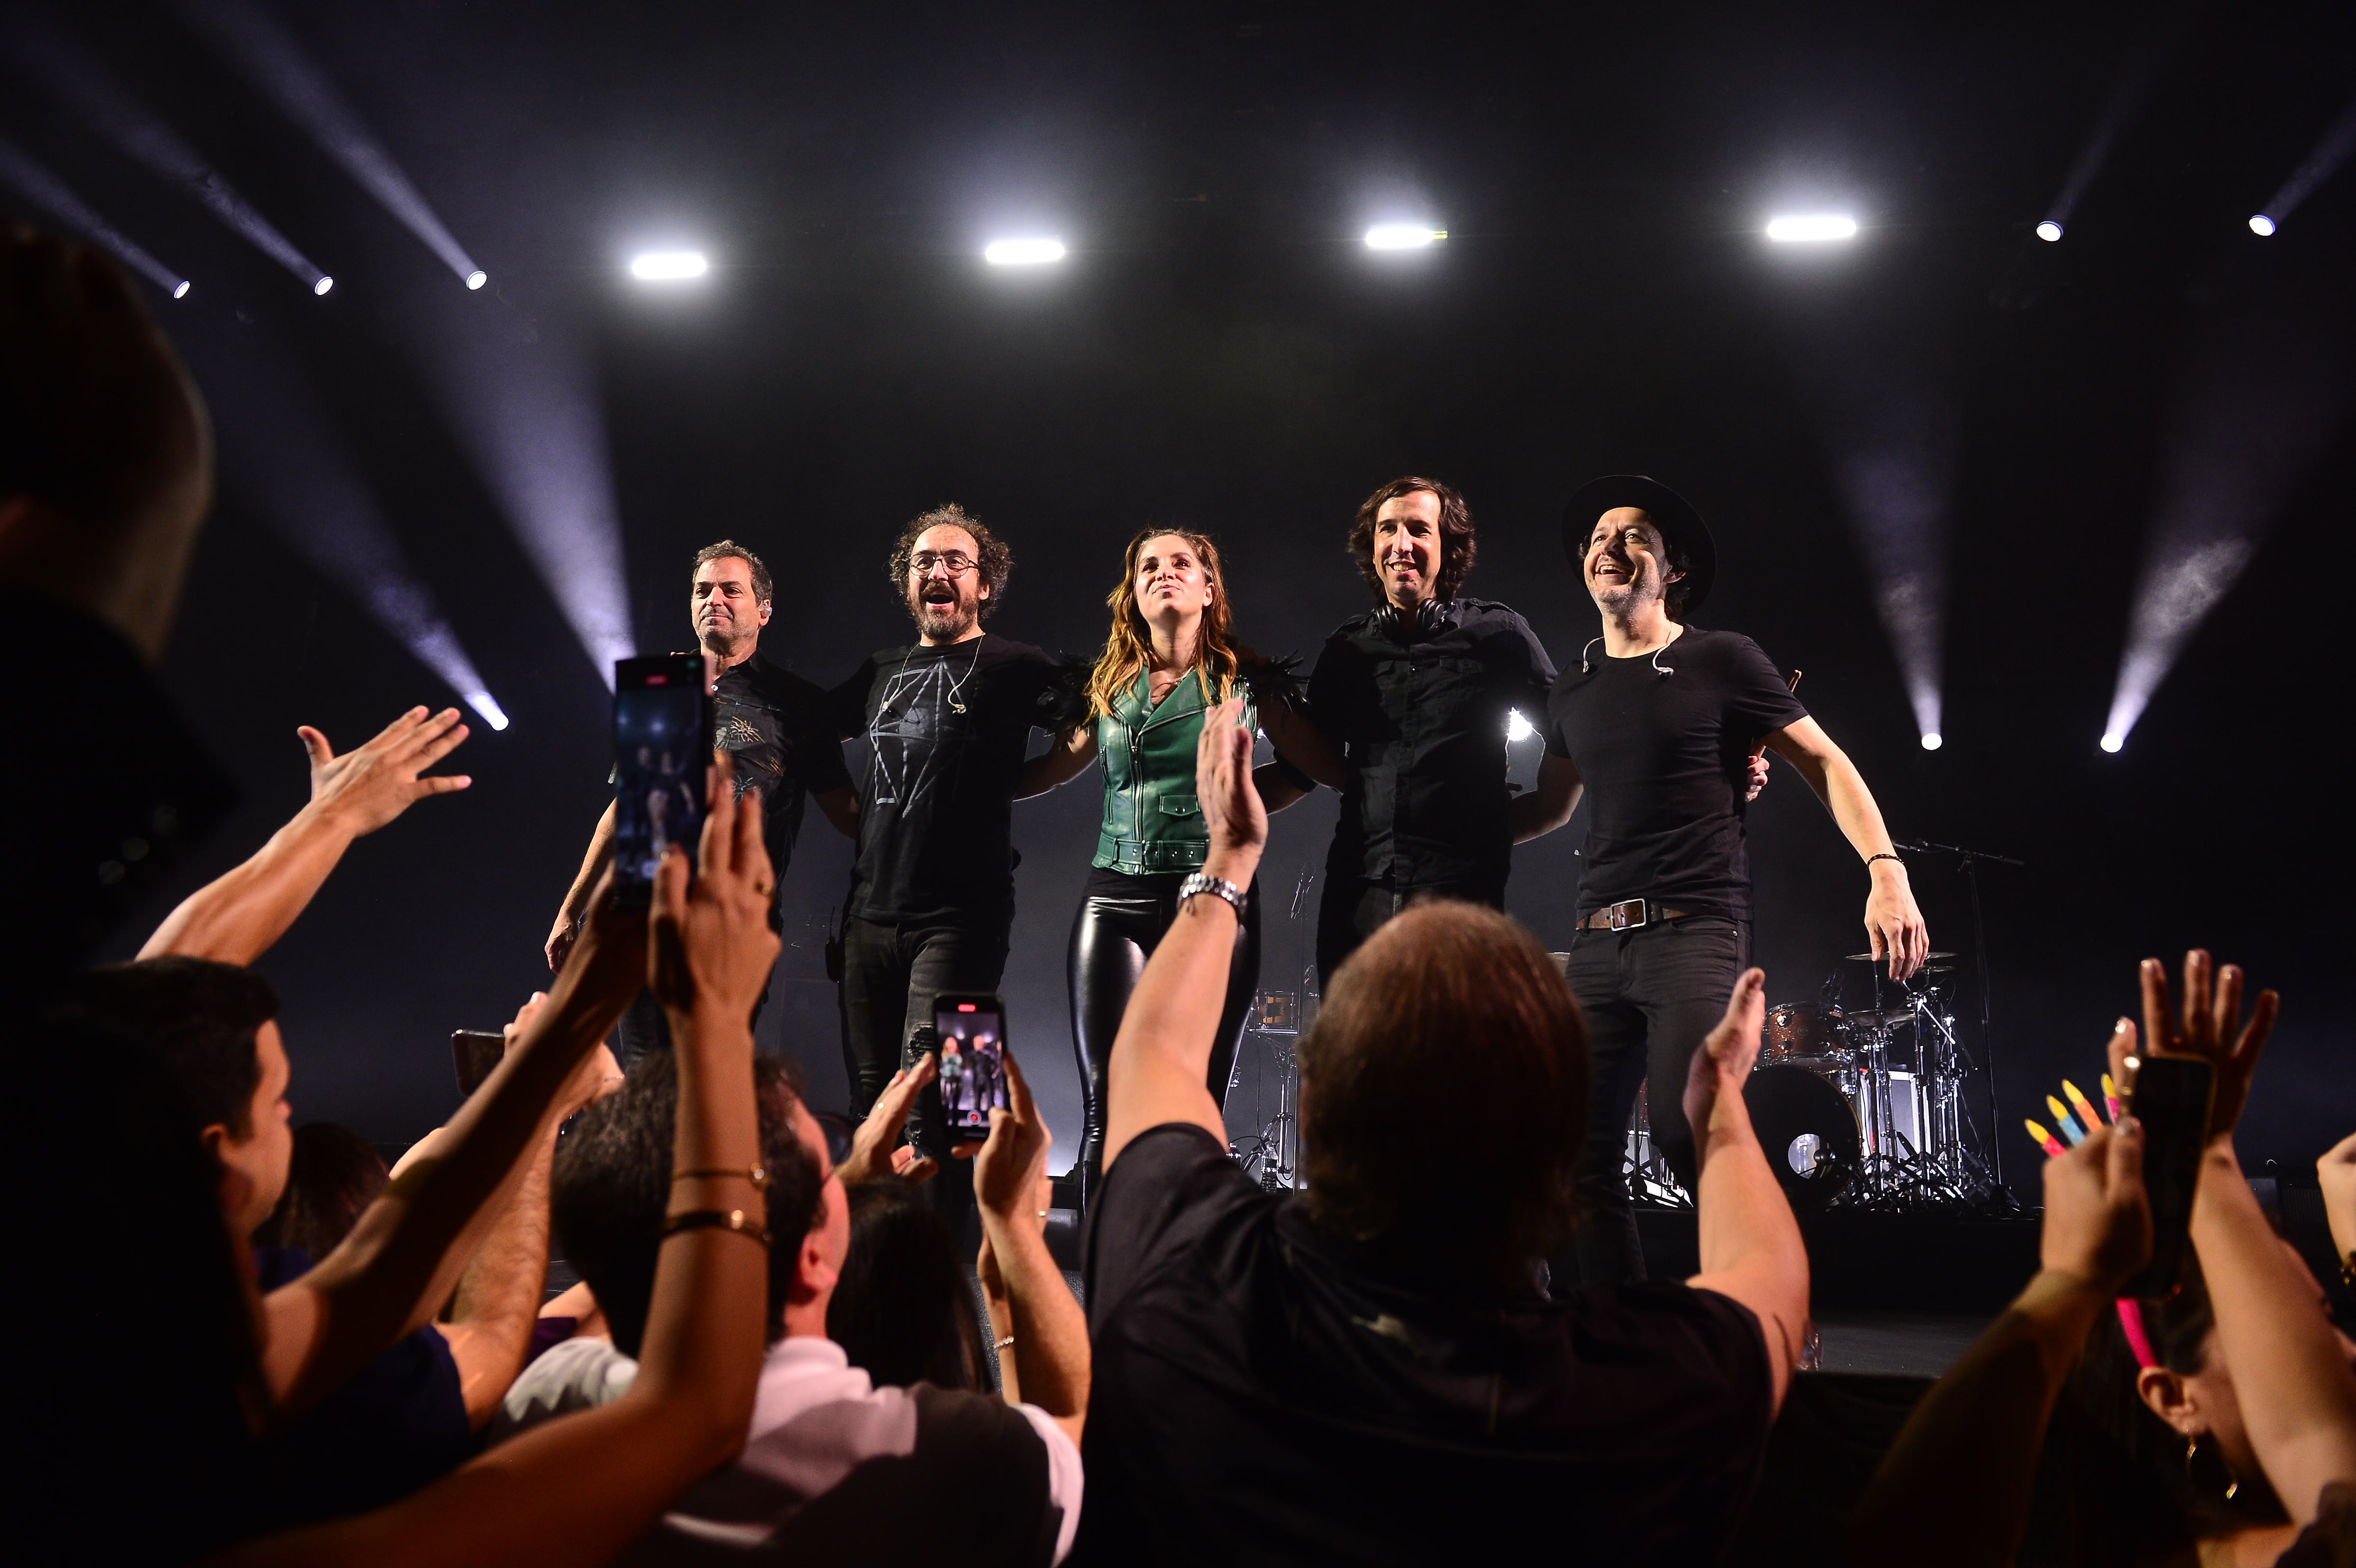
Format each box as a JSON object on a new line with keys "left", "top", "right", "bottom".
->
{"left": 1576, "top": 898, "right": 1693, "bottom": 932}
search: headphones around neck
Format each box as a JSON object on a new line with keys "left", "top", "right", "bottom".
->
{"left": 1375, "top": 596, "right": 1456, "bottom": 638}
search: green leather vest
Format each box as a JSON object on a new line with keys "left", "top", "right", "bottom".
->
{"left": 1092, "top": 670, "right": 1252, "bottom": 874}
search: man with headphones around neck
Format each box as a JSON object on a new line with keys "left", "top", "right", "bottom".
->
{"left": 1261, "top": 476, "right": 1560, "bottom": 986}
{"left": 1528, "top": 475, "right": 1929, "bottom": 1286}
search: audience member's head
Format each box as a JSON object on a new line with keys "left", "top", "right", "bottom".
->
{"left": 254, "top": 1122, "right": 388, "bottom": 1261}
{"left": 2067, "top": 1258, "right": 2292, "bottom": 1557}
{"left": 1298, "top": 901, "right": 1589, "bottom": 1286}
{"left": 552, "top": 1051, "right": 830, "bottom": 1357}
{"left": 56, "top": 957, "right": 289, "bottom": 1236}
{"left": 827, "top": 1182, "right": 984, "bottom": 1390}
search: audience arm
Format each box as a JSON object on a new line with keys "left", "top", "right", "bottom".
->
{"left": 1764, "top": 718, "right": 1927, "bottom": 981}
{"left": 836, "top": 1055, "right": 938, "bottom": 1187}
{"left": 545, "top": 801, "right": 617, "bottom": 972}
{"left": 974, "top": 1049, "right": 1088, "bottom": 1443}
{"left": 1016, "top": 725, "right": 1099, "bottom": 799}
{"left": 1844, "top": 1116, "right": 2150, "bottom": 1568}
{"left": 1682, "top": 969, "right": 1810, "bottom": 1414}
{"left": 1103, "top": 702, "right": 1265, "bottom": 1171}
{"left": 1509, "top": 754, "right": 1582, "bottom": 843}
{"left": 140, "top": 708, "right": 473, "bottom": 964}
{"left": 2131, "top": 952, "right": 2356, "bottom": 1528}
{"left": 259, "top": 870, "right": 647, "bottom": 1425}
{"left": 434, "top": 1094, "right": 583, "bottom": 1430}
{"left": 223, "top": 787, "right": 777, "bottom": 1567}
{"left": 2321, "top": 1131, "right": 2356, "bottom": 1269}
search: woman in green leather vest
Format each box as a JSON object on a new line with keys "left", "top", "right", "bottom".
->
{"left": 1025, "top": 529, "right": 1310, "bottom": 1210}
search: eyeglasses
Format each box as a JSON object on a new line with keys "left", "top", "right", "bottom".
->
{"left": 910, "top": 550, "right": 977, "bottom": 576}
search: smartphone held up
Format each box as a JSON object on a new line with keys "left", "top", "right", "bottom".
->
{"left": 613, "top": 654, "right": 714, "bottom": 905}
{"left": 935, "top": 993, "right": 1012, "bottom": 1145}
{"left": 2119, "top": 1052, "right": 2216, "bottom": 1299}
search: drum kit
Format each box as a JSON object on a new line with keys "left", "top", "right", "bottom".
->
{"left": 1627, "top": 951, "right": 2009, "bottom": 1215}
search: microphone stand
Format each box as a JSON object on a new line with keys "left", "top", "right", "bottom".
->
{"left": 1900, "top": 838, "right": 2024, "bottom": 1192}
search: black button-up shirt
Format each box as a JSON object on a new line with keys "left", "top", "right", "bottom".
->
{"left": 1305, "top": 598, "right": 1557, "bottom": 891}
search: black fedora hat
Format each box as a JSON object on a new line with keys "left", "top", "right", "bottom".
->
{"left": 1562, "top": 475, "right": 1717, "bottom": 615}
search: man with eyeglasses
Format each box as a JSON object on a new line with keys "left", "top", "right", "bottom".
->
{"left": 824, "top": 504, "right": 1076, "bottom": 1234}
{"left": 545, "top": 540, "right": 857, "bottom": 1068}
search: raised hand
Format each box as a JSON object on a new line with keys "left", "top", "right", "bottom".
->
{"left": 1195, "top": 697, "right": 1267, "bottom": 876}
{"left": 0, "top": 228, "right": 212, "bottom": 660}
{"left": 2038, "top": 1119, "right": 2151, "bottom": 1292}
{"left": 301, "top": 706, "right": 473, "bottom": 836}
{"left": 1682, "top": 967, "right": 1767, "bottom": 1138}
{"left": 973, "top": 1047, "right": 1051, "bottom": 1223}
{"left": 2135, "top": 950, "right": 2279, "bottom": 1142}
{"left": 650, "top": 756, "right": 779, "bottom": 1025}
{"left": 2319, "top": 1131, "right": 2356, "bottom": 1271}
{"left": 1864, "top": 873, "right": 1930, "bottom": 983}
{"left": 838, "top": 1054, "right": 939, "bottom": 1187}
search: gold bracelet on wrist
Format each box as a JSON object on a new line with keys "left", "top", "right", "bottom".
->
{"left": 661, "top": 1208, "right": 770, "bottom": 1247}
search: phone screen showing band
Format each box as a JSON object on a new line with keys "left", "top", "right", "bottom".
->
{"left": 933, "top": 994, "right": 1009, "bottom": 1143}
{"left": 613, "top": 654, "right": 711, "bottom": 905}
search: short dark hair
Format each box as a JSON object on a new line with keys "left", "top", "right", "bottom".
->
{"left": 551, "top": 1052, "right": 824, "bottom": 1357}
{"left": 254, "top": 1123, "right": 388, "bottom": 1260}
{"left": 826, "top": 1182, "right": 983, "bottom": 1390}
{"left": 693, "top": 539, "right": 773, "bottom": 604}
{"left": 1297, "top": 903, "right": 1588, "bottom": 1279}
{"left": 887, "top": 503, "right": 1013, "bottom": 619}
{"left": 56, "top": 957, "right": 279, "bottom": 1137}
{"left": 1349, "top": 476, "right": 1477, "bottom": 603}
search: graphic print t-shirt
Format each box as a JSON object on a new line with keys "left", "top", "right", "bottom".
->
{"left": 1542, "top": 626, "right": 1809, "bottom": 923}
{"left": 827, "top": 635, "right": 1066, "bottom": 921}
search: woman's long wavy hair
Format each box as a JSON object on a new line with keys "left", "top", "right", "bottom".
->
{"left": 1086, "top": 528, "right": 1242, "bottom": 718}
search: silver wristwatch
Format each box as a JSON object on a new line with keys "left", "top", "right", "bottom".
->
{"left": 1177, "top": 871, "right": 1247, "bottom": 916}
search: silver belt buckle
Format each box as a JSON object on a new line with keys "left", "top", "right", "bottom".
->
{"left": 1606, "top": 898, "right": 1647, "bottom": 930}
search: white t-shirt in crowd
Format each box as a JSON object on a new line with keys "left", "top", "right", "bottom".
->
{"left": 498, "top": 1334, "right": 1082, "bottom": 1565}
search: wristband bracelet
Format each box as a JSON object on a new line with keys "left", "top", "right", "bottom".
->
{"left": 661, "top": 1208, "right": 770, "bottom": 1248}
{"left": 672, "top": 1164, "right": 769, "bottom": 1188}
{"left": 994, "top": 1335, "right": 1016, "bottom": 1350}
{"left": 1865, "top": 852, "right": 1904, "bottom": 869}
{"left": 1178, "top": 871, "right": 1247, "bottom": 917}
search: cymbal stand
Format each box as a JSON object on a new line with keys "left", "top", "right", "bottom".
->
{"left": 1899, "top": 837, "right": 2023, "bottom": 1191}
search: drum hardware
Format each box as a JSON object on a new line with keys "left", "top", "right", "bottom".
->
{"left": 1843, "top": 951, "right": 1959, "bottom": 963}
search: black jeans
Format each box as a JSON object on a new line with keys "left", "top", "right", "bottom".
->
{"left": 1315, "top": 873, "right": 1506, "bottom": 989}
{"left": 612, "top": 970, "right": 772, "bottom": 1073}
{"left": 1558, "top": 915, "right": 1748, "bottom": 1285}
{"left": 838, "top": 908, "right": 1013, "bottom": 1243}
{"left": 1067, "top": 873, "right": 1261, "bottom": 1213}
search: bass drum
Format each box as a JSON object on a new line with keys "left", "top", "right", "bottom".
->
{"left": 1743, "top": 1062, "right": 1862, "bottom": 1211}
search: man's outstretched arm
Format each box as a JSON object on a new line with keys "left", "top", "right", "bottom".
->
{"left": 1102, "top": 701, "right": 1265, "bottom": 1172}
{"left": 547, "top": 800, "right": 618, "bottom": 971}
{"left": 142, "top": 707, "right": 472, "bottom": 965}
{"left": 1765, "top": 717, "right": 1928, "bottom": 981}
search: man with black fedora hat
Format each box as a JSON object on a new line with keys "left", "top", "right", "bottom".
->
{"left": 1529, "top": 474, "right": 1928, "bottom": 1284}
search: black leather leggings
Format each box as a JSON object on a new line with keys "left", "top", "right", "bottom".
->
{"left": 1068, "top": 870, "right": 1260, "bottom": 1212}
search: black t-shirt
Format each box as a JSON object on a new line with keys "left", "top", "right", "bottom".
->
{"left": 826, "top": 635, "right": 1067, "bottom": 921}
{"left": 1304, "top": 599, "right": 1557, "bottom": 890}
{"left": 1075, "top": 1124, "right": 1775, "bottom": 1566}
{"left": 715, "top": 653, "right": 854, "bottom": 912}
{"left": 1543, "top": 626, "right": 1809, "bottom": 923}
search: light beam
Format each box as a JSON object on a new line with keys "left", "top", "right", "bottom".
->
{"left": 2251, "top": 91, "right": 2356, "bottom": 235}
{"left": 0, "top": 133, "right": 190, "bottom": 297}
{"left": 169, "top": 0, "right": 488, "bottom": 288}
{"left": 2035, "top": 7, "right": 2193, "bottom": 241}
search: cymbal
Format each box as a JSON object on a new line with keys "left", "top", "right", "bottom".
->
{"left": 1841, "top": 1008, "right": 1920, "bottom": 1028}
{"left": 1844, "top": 951, "right": 1957, "bottom": 962}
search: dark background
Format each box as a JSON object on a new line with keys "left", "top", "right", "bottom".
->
{"left": 19, "top": 0, "right": 2352, "bottom": 1184}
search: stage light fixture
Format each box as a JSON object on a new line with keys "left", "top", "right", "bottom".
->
{"left": 464, "top": 691, "right": 510, "bottom": 731}
{"left": 2031, "top": 11, "right": 2191, "bottom": 257}
{"left": 169, "top": 0, "right": 489, "bottom": 290}
{"left": 313, "top": 275, "right": 334, "bottom": 295}
{"left": 466, "top": 270, "right": 486, "bottom": 290}
{"left": 1364, "top": 224, "right": 1446, "bottom": 250}
{"left": 2099, "top": 732, "right": 2124, "bottom": 754}
{"left": 2244, "top": 92, "right": 2356, "bottom": 239}
{"left": 13, "top": 22, "right": 330, "bottom": 294}
{"left": 983, "top": 238, "right": 1066, "bottom": 266}
{"left": 2248, "top": 214, "right": 2277, "bottom": 237}
{"left": 1506, "top": 709, "right": 1534, "bottom": 742}
{"left": 2035, "top": 221, "right": 2063, "bottom": 242}
{"left": 631, "top": 250, "right": 708, "bottom": 281}
{"left": 1920, "top": 732, "right": 1943, "bottom": 751}
{"left": 1766, "top": 215, "right": 1858, "bottom": 242}
{"left": 0, "top": 133, "right": 190, "bottom": 299}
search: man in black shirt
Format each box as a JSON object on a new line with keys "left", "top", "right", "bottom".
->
{"left": 825, "top": 505, "right": 1073, "bottom": 1220}
{"left": 1269, "top": 477, "right": 1558, "bottom": 984}
{"left": 1524, "top": 475, "right": 1929, "bottom": 1283}
{"left": 1077, "top": 700, "right": 1807, "bottom": 1565}
{"left": 546, "top": 540, "right": 857, "bottom": 1066}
